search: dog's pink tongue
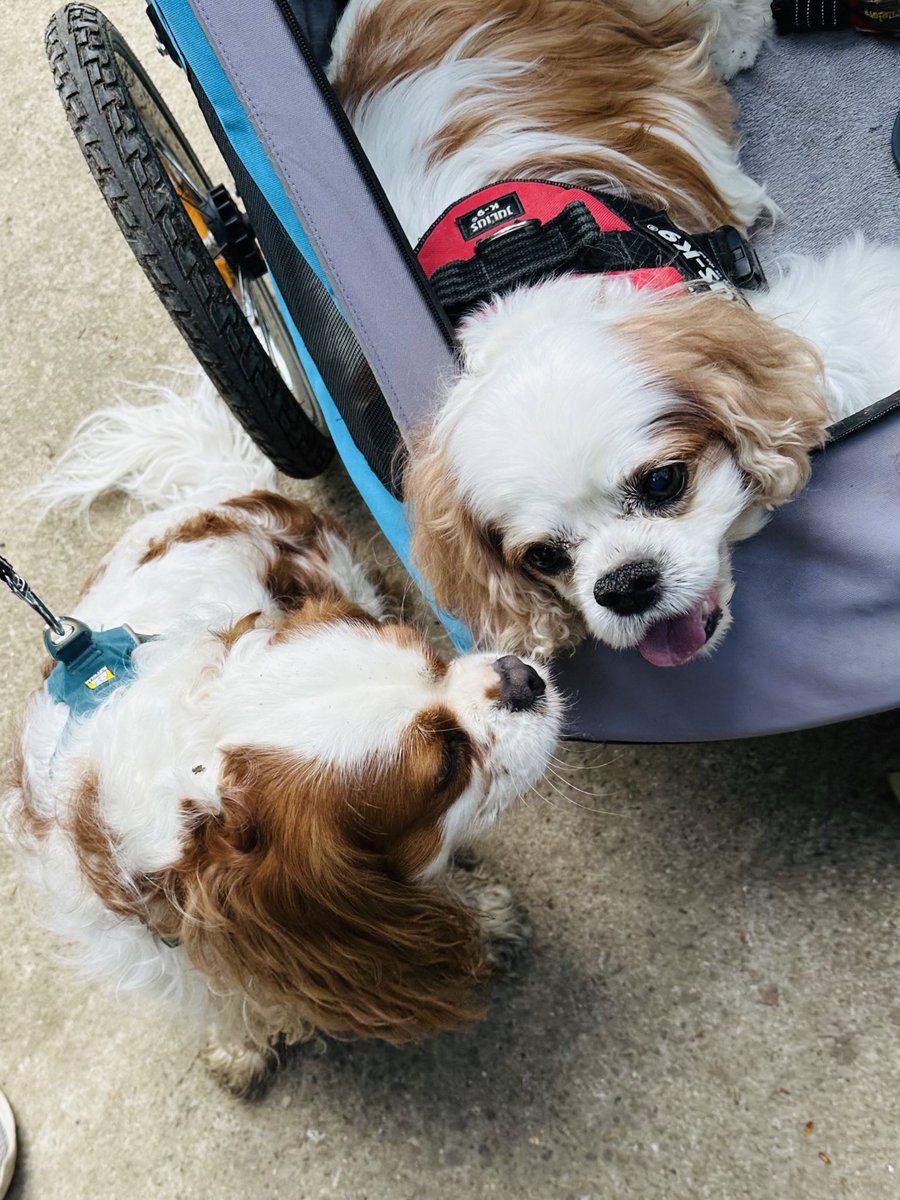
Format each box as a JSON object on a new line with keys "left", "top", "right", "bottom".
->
{"left": 638, "top": 599, "right": 709, "bottom": 668}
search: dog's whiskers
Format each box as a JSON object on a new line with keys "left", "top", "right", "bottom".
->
{"left": 544, "top": 764, "right": 627, "bottom": 803}
{"left": 548, "top": 745, "right": 627, "bottom": 769}
{"left": 533, "top": 770, "right": 630, "bottom": 817}
{"left": 547, "top": 750, "right": 625, "bottom": 774}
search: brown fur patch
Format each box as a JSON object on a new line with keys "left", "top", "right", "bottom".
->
{"left": 8, "top": 736, "right": 24, "bottom": 794}
{"left": 66, "top": 768, "right": 186, "bottom": 945}
{"left": 139, "top": 510, "right": 248, "bottom": 566}
{"left": 68, "top": 772, "right": 149, "bottom": 921}
{"left": 65, "top": 771, "right": 182, "bottom": 939}
{"left": 215, "top": 611, "right": 264, "bottom": 653}
{"left": 270, "top": 593, "right": 382, "bottom": 644}
{"left": 7, "top": 733, "right": 51, "bottom": 841}
{"left": 334, "top": 0, "right": 741, "bottom": 229}
{"left": 170, "top": 733, "right": 488, "bottom": 1042}
{"left": 617, "top": 292, "right": 829, "bottom": 505}
{"left": 226, "top": 492, "right": 345, "bottom": 611}
{"left": 224, "top": 491, "right": 340, "bottom": 538}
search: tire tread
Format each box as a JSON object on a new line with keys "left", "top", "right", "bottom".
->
{"left": 46, "top": 4, "right": 332, "bottom": 478}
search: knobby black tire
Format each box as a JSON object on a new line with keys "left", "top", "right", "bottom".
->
{"left": 46, "top": 4, "right": 333, "bottom": 478}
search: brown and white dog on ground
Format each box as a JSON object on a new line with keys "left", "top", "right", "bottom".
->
{"left": 5, "top": 376, "right": 560, "bottom": 1096}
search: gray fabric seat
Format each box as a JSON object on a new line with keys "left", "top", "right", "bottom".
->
{"left": 732, "top": 30, "right": 898, "bottom": 256}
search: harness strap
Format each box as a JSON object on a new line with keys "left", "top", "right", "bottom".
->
{"left": 824, "top": 386, "right": 900, "bottom": 443}
{"left": 417, "top": 180, "right": 765, "bottom": 323}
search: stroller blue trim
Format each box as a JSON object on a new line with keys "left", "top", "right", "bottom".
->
{"left": 152, "top": 0, "right": 474, "bottom": 653}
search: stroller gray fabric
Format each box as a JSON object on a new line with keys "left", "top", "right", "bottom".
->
{"left": 731, "top": 31, "right": 898, "bottom": 253}
{"left": 187, "top": 0, "right": 900, "bottom": 740}
{"left": 188, "top": 0, "right": 455, "bottom": 434}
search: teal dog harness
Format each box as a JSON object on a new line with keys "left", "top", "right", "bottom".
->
{"left": 43, "top": 619, "right": 151, "bottom": 718}
{"left": 0, "top": 551, "right": 151, "bottom": 718}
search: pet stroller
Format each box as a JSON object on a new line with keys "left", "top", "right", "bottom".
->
{"left": 46, "top": 0, "right": 900, "bottom": 741}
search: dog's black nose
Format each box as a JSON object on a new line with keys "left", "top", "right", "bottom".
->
{"left": 492, "top": 655, "right": 546, "bottom": 712}
{"left": 594, "top": 560, "right": 661, "bottom": 615}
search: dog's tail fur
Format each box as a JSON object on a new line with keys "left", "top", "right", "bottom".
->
{"left": 27, "top": 370, "right": 278, "bottom": 518}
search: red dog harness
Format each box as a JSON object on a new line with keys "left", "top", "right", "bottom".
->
{"left": 416, "top": 179, "right": 765, "bottom": 323}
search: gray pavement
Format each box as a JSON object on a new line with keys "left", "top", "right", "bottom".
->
{"left": 2, "top": 3, "right": 900, "bottom": 1198}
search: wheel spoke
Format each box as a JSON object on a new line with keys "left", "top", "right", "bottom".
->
{"left": 153, "top": 141, "right": 210, "bottom": 213}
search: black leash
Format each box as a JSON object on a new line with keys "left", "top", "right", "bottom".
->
{"left": 0, "top": 554, "right": 66, "bottom": 637}
{"left": 0, "top": 551, "right": 153, "bottom": 700}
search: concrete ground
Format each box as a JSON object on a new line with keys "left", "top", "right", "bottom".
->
{"left": 2, "top": 3, "right": 900, "bottom": 1197}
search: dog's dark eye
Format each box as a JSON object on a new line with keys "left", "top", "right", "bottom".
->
{"left": 523, "top": 542, "right": 571, "bottom": 576}
{"left": 638, "top": 463, "right": 688, "bottom": 508}
{"left": 438, "top": 730, "right": 470, "bottom": 791}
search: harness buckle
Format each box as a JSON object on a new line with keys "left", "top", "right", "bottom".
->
{"left": 706, "top": 226, "right": 767, "bottom": 290}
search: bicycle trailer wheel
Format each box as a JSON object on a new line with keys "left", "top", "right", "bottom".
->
{"left": 46, "top": 3, "right": 333, "bottom": 478}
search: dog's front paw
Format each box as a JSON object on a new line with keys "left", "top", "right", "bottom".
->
{"left": 709, "top": 33, "right": 764, "bottom": 79}
{"left": 707, "top": 2, "right": 773, "bottom": 80}
{"left": 201, "top": 1035, "right": 280, "bottom": 1099}
{"left": 448, "top": 860, "right": 532, "bottom": 971}
{"left": 483, "top": 891, "right": 532, "bottom": 973}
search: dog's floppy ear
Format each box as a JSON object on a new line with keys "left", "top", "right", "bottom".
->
{"left": 405, "top": 430, "right": 580, "bottom": 655}
{"left": 177, "top": 747, "right": 490, "bottom": 1042}
{"left": 618, "top": 291, "right": 830, "bottom": 507}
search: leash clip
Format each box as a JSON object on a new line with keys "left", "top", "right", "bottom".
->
{"left": 43, "top": 618, "right": 94, "bottom": 664}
